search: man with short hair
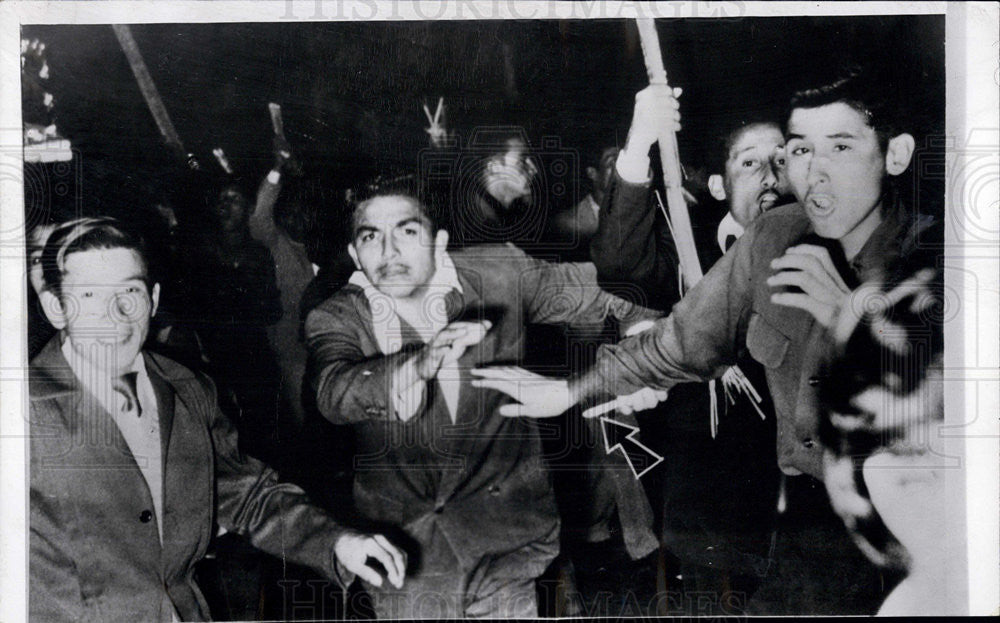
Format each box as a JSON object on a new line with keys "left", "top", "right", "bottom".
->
{"left": 304, "top": 183, "right": 659, "bottom": 618}
{"left": 29, "top": 217, "right": 406, "bottom": 623}
{"left": 473, "top": 70, "right": 931, "bottom": 614}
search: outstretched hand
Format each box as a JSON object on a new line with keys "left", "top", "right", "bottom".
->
{"left": 334, "top": 532, "right": 406, "bottom": 589}
{"left": 768, "top": 244, "right": 852, "bottom": 329}
{"left": 416, "top": 320, "right": 491, "bottom": 380}
{"left": 470, "top": 366, "right": 572, "bottom": 417}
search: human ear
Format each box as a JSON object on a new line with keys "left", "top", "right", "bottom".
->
{"left": 434, "top": 229, "right": 449, "bottom": 255}
{"left": 885, "top": 133, "right": 915, "bottom": 176}
{"left": 150, "top": 283, "right": 161, "bottom": 318}
{"left": 347, "top": 244, "right": 361, "bottom": 270}
{"left": 708, "top": 174, "right": 727, "bottom": 202}
{"left": 39, "top": 290, "right": 66, "bottom": 330}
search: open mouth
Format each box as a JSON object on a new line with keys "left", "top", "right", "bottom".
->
{"left": 758, "top": 191, "right": 779, "bottom": 210}
{"left": 805, "top": 193, "right": 835, "bottom": 217}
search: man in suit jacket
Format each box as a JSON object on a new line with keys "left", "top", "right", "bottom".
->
{"left": 29, "top": 217, "right": 406, "bottom": 622}
{"left": 304, "top": 182, "right": 660, "bottom": 618}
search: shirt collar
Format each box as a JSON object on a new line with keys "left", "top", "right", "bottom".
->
{"left": 61, "top": 335, "right": 148, "bottom": 387}
{"left": 348, "top": 251, "right": 463, "bottom": 354}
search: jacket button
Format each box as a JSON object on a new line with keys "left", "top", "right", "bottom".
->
{"left": 489, "top": 485, "right": 501, "bottom": 497}
{"left": 139, "top": 510, "right": 153, "bottom": 523}
{"left": 802, "top": 438, "right": 816, "bottom": 449}
{"left": 808, "top": 376, "right": 821, "bottom": 387}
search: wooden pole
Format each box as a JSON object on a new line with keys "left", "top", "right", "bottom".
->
{"left": 634, "top": 19, "right": 704, "bottom": 287}
{"left": 112, "top": 25, "right": 185, "bottom": 157}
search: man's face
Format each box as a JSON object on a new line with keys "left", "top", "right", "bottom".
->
{"left": 721, "top": 124, "right": 789, "bottom": 227}
{"left": 215, "top": 186, "right": 247, "bottom": 232}
{"left": 588, "top": 146, "right": 619, "bottom": 201}
{"left": 50, "top": 247, "right": 159, "bottom": 374}
{"left": 348, "top": 195, "right": 443, "bottom": 299}
{"left": 483, "top": 138, "right": 538, "bottom": 207}
{"left": 785, "top": 103, "right": 888, "bottom": 248}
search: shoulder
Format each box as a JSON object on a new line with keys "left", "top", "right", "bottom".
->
{"left": 742, "top": 202, "right": 812, "bottom": 257}
{"left": 304, "top": 284, "right": 369, "bottom": 335}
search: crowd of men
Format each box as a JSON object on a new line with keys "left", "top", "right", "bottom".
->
{"left": 26, "top": 63, "right": 956, "bottom": 620}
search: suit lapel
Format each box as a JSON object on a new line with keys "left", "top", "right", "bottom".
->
{"left": 144, "top": 354, "right": 176, "bottom": 468}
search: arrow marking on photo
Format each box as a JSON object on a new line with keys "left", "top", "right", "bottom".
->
{"left": 600, "top": 416, "right": 664, "bottom": 480}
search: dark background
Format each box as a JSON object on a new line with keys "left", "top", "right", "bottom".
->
{"left": 23, "top": 16, "right": 945, "bottom": 222}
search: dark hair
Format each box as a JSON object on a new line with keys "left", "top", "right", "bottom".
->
{"left": 41, "top": 217, "right": 152, "bottom": 295}
{"left": 709, "top": 116, "right": 783, "bottom": 174}
{"left": 347, "top": 173, "right": 436, "bottom": 238}
{"left": 787, "top": 67, "right": 904, "bottom": 154}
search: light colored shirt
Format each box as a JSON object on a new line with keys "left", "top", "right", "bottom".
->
{"left": 61, "top": 339, "right": 164, "bottom": 541}
{"left": 347, "top": 252, "right": 464, "bottom": 422}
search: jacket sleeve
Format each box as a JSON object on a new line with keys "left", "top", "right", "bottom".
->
{"left": 200, "top": 371, "right": 352, "bottom": 588}
{"left": 505, "top": 243, "right": 661, "bottom": 328}
{"left": 574, "top": 222, "right": 756, "bottom": 401}
{"left": 248, "top": 174, "right": 281, "bottom": 246}
{"left": 589, "top": 172, "right": 681, "bottom": 311}
{"left": 304, "top": 296, "right": 420, "bottom": 424}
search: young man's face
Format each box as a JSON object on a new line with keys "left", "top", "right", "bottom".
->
{"left": 483, "top": 138, "right": 538, "bottom": 207}
{"left": 348, "top": 195, "right": 446, "bottom": 300}
{"left": 48, "top": 247, "right": 160, "bottom": 374}
{"left": 785, "top": 103, "right": 892, "bottom": 254}
{"left": 718, "top": 124, "right": 789, "bottom": 227}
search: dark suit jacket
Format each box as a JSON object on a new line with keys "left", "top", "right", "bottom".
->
{"left": 29, "top": 336, "right": 348, "bottom": 622}
{"left": 305, "top": 243, "right": 658, "bottom": 577}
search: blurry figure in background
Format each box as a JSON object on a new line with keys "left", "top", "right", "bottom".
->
{"left": 421, "top": 102, "right": 548, "bottom": 252}
{"left": 181, "top": 177, "right": 283, "bottom": 461}
{"left": 249, "top": 134, "right": 317, "bottom": 435}
{"left": 589, "top": 88, "right": 789, "bottom": 614}
{"left": 819, "top": 243, "right": 963, "bottom": 615}
{"left": 548, "top": 145, "right": 619, "bottom": 262}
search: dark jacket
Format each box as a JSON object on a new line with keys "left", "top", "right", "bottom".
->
{"left": 304, "top": 243, "right": 659, "bottom": 574}
{"left": 29, "top": 337, "right": 348, "bottom": 622}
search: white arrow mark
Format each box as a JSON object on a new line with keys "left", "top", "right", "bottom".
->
{"left": 600, "top": 416, "right": 664, "bottom": 480}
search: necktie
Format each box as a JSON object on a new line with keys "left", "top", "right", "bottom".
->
{"left": 112, "top": 372, "right": 142, "bottom": 417}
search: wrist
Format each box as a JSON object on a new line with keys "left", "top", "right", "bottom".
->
{"left": 266, "top": 169, "right": 281, "bottom": 184}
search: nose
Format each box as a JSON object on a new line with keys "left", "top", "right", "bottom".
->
{"left": 761, "top": 162, "right": 777, "bottom": 189}
{"left": 381, "top": 233, "right": 399, "bottom": 260}
{"left": 806, "top": 153, "right": 828, "bottom": 188}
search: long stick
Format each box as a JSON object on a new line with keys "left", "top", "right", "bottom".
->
{"left": 634, "top": 19, "right": 703, "bottom": 287}
{"left": 112, "top": 25, "right": 185, "bottom": 156}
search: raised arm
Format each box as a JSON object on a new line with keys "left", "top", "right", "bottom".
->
{"left": 590, "top": 85, "right": 683, "bottom": 311}
{"left": 249, "top": 134, "right": 297, "bottom": 245}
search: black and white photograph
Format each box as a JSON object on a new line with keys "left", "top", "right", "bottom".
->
{"left": 1, "top": 1, "right": 997, "bottom": 620}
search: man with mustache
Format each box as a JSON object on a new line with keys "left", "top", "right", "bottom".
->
{"left": 473, "top": 69, "right": 931, "bottom": 614}
{"left": 303, "top": 178, "right": 660, "bottom": 618}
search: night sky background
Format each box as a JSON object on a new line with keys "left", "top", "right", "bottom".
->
{"left": 22, "top": 15, "right": 945, "bottom": 227}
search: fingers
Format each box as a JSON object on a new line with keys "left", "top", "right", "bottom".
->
{"left": 422, "top": 102, "right": 435, "bottom": 125}
{"left": 770, "top": 291, "right": 835, "bottom": 329}
{"left": 434, "top": 96, "right": 444, "bottom": 124}
{"left": 766, "top": 269, "right": 838, "bottom": 305}
{"left": 469, "top": 378, "right": 523, "bottom": 397}
{"left": 498, "top": 403, "right": 556, "bottom": 418}
{"left": 469, "top": 366, "right": 533, "bottom": 381}
{"left": 366, "top": 536, "right": 405, "bottom": 589}
{"left": 783, "top": 245, "right": 850, "bottom": 292}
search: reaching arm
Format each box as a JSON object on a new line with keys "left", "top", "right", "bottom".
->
{"left": 203, "top": 370, "right": 405, "bottom": 589}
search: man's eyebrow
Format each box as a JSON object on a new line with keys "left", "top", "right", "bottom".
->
{"left": 827, "top": 132, "right": 858, "bottom": 139}
{"left": 785, "top": 133, "right": 805, "bottom": 141}
{"left": 394, "top": 217, "right": 426, "bottom": 229}
{"left": 732, "top": 145, "right": 762, "bottom": 157}
{"left": 354, "top": 225, "right": 378, "bottom": 237}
